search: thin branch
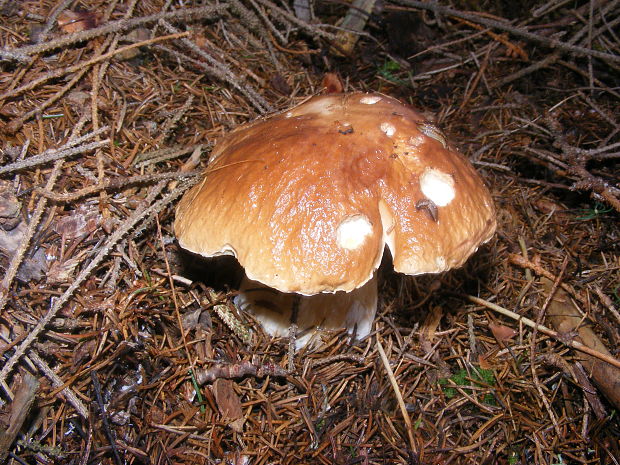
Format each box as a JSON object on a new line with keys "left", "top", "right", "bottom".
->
{"left": 376, "top": 337, "right": 418, "bottom": 455}
{"left": 0, "top": 161, "right": 64, "bottom": 313}
{"left": 0, "top": 32, "right": 189, "bottom": 105}
{"left": 466, "top": 296, "right": 620, "bottom": 370}
{"left": 254, "top": 0, "right": 337, "bottom": 42}
{"left": 28, "top": 350, "right": 88, "bottom": 419}
{"left": 158, "top": 21, "right": 271, "bottom": 113}
{"left": 0, "top": 181, "right": 187, "bottom": 387}
{"left": 33, "top": 170, "right": 201, "bottom": 203}
{"left": 0, "top": 139, "right": 109, "bottom": 176}
{"left": 0, "top": 5, "right": 229, "bottom": 62}
{"left": 392, "top": 0, "right": 620, "bottom": 64}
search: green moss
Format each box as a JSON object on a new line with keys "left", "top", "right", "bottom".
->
{"left": 438, "top": 367, "right": 496, "bottom": 405}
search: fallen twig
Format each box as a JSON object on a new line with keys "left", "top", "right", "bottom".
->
{"left": 393, "top": 0, "right": 620, "bottom": 64}
{"left": 34, "top": 169, "right": 201, "bottom": 202}
{"left": 376, "top": 337, "right": 418, "bottom": 456}
{"left": 0, "top": 131, "right": 109, "bottom": 175}
{"left": 0, "top": 181, "right": 186, "bottom": 388}
{"left": 466, "top": 295, "right": 620, "bottom": 370}
{"left": 0, "top": 5, "right": 228, "bottom": 62}
{"left": 28, "top": 350, "right": 88, "bottom": 419}
{"left": 0, "top": 372, "right": 39, "bottom": 463}
{"left": 195, "top": 360, "right": 288, "bottom": 384}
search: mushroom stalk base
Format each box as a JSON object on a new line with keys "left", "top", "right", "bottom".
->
{"left": 234, "top": 275, "right": 378, "bottom": 349}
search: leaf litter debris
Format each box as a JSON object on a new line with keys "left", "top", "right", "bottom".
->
{"left": 0, "top": 0, "right": 618, "bottom": 464}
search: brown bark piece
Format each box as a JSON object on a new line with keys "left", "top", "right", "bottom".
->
{"left": 0, "top": 372, "right": 39, "bottom": 462}
{"left": 542, "top": 277, "right": 620, "bottom": 410}
{"left": 212, "top": 379, "right": 245, "bottom": 433}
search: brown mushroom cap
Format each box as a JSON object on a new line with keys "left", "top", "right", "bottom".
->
{"left": 175, "top": 93, "right": 496, "bottom": 295}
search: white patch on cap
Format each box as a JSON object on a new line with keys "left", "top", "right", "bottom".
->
{"left": 336, "top": 215, "right": 373, "bottom": 250}
{"left": 302, "top": 98, "right": 338, "bottom": 116}
{"left": 420, "top": 168, "right": 455, "bottom": 207}
{"left": 380, "top": 122, "right": 396, "bottom": 137}
{"left": 408, "top": 134, "right": 425, "bottom": 147}
{"left": 435, "top": 256, "right": 446, "bottom": 269}
{"left": 360, "top": 95, "right": 382, "bottom": 104}
{"left": 285, "top": 111, "right": 293, "bottom": 118}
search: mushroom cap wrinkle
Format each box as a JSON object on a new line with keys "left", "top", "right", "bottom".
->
{"left": 175, "top": 92, "right": 496, "bottom": 295}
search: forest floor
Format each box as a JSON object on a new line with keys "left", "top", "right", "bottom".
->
{"left": 0, "top": 0, "right": 619, "bottom": 464}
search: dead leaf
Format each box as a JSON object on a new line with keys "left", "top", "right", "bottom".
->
{"left": 322, "top": 73, "right": 343, "bottom": 94}
{"left": 489, "top": 322, "right": 516, "bottom": 343}
{"left": 421, "top": 305, "right": 443, "bottom": 343}
{"left": 0, "top": 180, "right": 21, "bottom": 231}
{"left": 478, "top": 353, "right": 493, "bottom": 370}
{"left": 53, "top": 206, "right": 99, "bottom": 240}
{"left": 0, "top": 372, "right": 39, "bottom": 463}
{"left": 270, "top": 74, "right": 291, "bottom": 96}
{"left": 57, "top": 10, "right": 99, "bottom": 34}
{"left": 212, "top": 379, "right": 244, "bottom": 432}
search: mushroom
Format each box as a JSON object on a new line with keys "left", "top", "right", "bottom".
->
{"left": 174, "top": 93, "right": 496, "bottom": 348}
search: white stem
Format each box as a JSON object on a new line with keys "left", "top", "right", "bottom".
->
{"left": 235, "top": 274, "right": 378, "bottom": 348}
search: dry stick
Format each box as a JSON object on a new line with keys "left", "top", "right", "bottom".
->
{"left": 585, "top": 1, "right": 620, "bottom": 50}
{"left": 159, "top": 21, "right": 270, "bottom": 113}
{"left": 156, "top": 216, "right": 196, "bottom": 379}
{"left": 569, "top": 164, "right": 620, "bottom": 213}
{"left": 0, "top": 160, "right": 64, "bottom": 312}
{"left": 245, "top": 0, "right": 286, "bottom": 45}
{"left": 456, "top": 17, "right": 527, "bottom": 60}
{"left": 0, "top": 182, "right": 186, "bottom": 387}
{"left": 157, "top": 44, "right": 269, "bottom": 115}
{"left": 254, "top": 0, "right": 337, "bottom": 42}
{"left": 529, "top": 258, "right": 568, "bottom": 438}
{"left": 498, "top": 52, "right": 561, "bottom": 86}
{"left": 4, "top": 64, "right": 91, "bottom": 134}
{"left": 228, "top": 0, "right": 287, "bottom": 72}
{"left": 37, "top": 0, "right": 75, "bottom": 43}
{"left": 195, "top": 360, "right": 288, "bottom": 384}
{"left": 509, "top": 254, "right": 587, "bottom": 306}
{"left": 134, "top": 144, "right": 203, "bottom": 167}
{"left": 0, "top": 4, "right": 229, "bottom": 62}
{"left": 593, "top": 286, "right": 620, "bottom": 326}
{"left": 0, "top": 129, "right": 109, "bottom": 175}
{"left": 459, "top": 44, "right": 493, "bottom": 112}
{"left": 466, "top": 296, "right": 620, "bottom": 370}
{"left": 0, "top": 32, "right": 190, "bottom": 104}
{"left": 376, "top": 337, "right": 418, "bottom": 456}
{"left": 0, "top": 140, "right": 109, "bottom": 174}
{"left": 392, "top": 0, "right": 620, "bottom": 64}
{"left": 33, "top": 170, "right": 201, "bottom": 202}
{"left": 541, "top": 113, "right": 620, "bottom": 212}
{"left": 28, "top": 350, "right": 88, "bottom": 419}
